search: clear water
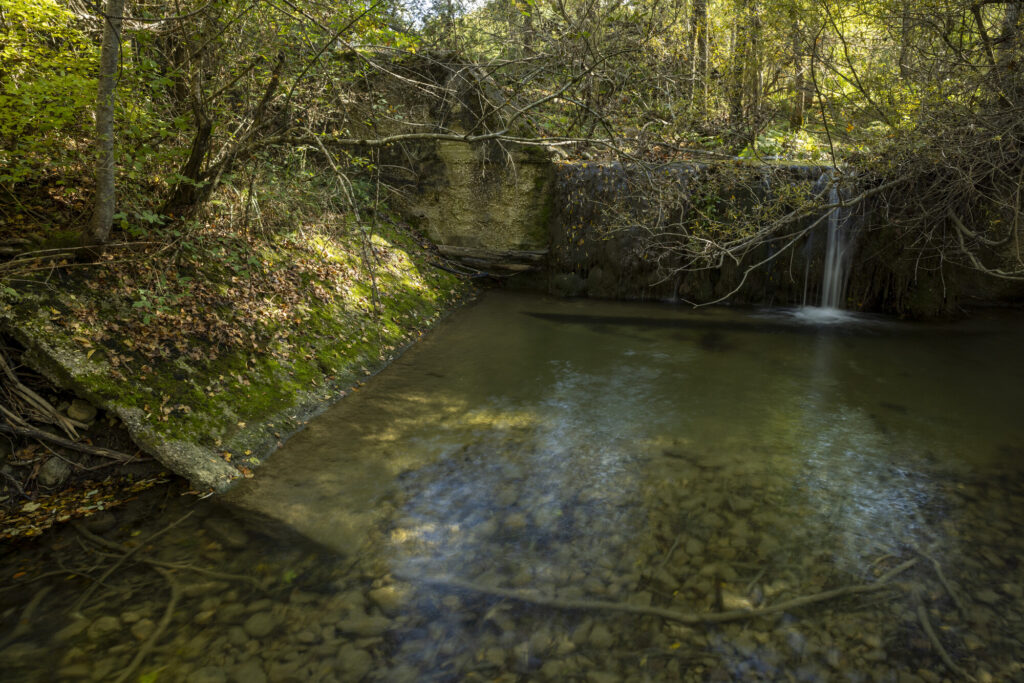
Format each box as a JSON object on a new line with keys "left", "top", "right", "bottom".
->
{"left": 2, "top": 291, "right": 1024, "bottom": 682}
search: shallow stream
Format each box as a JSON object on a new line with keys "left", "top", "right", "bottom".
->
{"left": 2, "top": 291, "right": 1024, "bottom": 682}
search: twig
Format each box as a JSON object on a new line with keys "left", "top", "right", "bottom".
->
{"left": 395, "top": 559, "right": 917, "bottom": 626}
{"left": 914, "top": 590, "right": 977, "bottom": 682}
{"left": 112, "top": 567, "right": 179, "bottom": 683}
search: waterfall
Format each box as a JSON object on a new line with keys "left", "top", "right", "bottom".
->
{"left": 796, "top": 174, "right": 857, "bottom": 322}
{"left": 820, "top": 183, "right": 851, "bottom": 310}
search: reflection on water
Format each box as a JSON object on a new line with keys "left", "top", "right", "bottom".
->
{"left": 2, "top": 292, "right": 1024, "bottom": 682}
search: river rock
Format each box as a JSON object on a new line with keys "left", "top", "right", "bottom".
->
{"left": 504, "top": 512, "right": 528, "bottom": 531}
{"left": 81, "top": 510, "right": 117, "bottom": 534}
{"left": 87, "top": 615, "right": 121, "bottom": 640}
{"left": 218, "top": 603, "right": 247, "bottom": 624}
{"left": 131, "top": 618, "right": 156, "bottom": 642}
{"left": 203, "top": 516, "right": 249, "bottom": 549}
{"left": 728, "top": 496, "right": 754, "bottom": 513}
{"left": 230, "top": 660, "right": 267, "bottom": 683}
{"left": 337, "top": 644, "right": 373, "bottom": 680}
{"left": 540, "top": 659, "right": 567, "bottom": 679}
{"left": 186, "top": 667, "right": 227, "bottom": 683}
{"left": 194, "top": 609, "right": 216, "bottom": 625}
{"left": 0, "top": 642, "right": 43, "bottom": 665}
{"left": 38, "top": 456, "right": 71, "bottom": 487}
{"left": 54, "top": 618, "right": 90, "bottom": 643}
{"left": 67, "top": 399, "right": 97, "bottom": 423}
{"left": 528, "top": 627, "right": 553, "bottom": 654}
{"left": 586, "top": 672, "right": 622, "bottom": 683}
{"left": 483, "top": 646, "right": 506, "bottom": 667}
{"left": 55, "top": 664, "right": 91, "bottom": 679}
{"left": 572, "top": 619, "right": 594, "bottom": 646}
{"left": 588, "top": 623, "right": 615, "bottom": 649}
{"left": 628, "top": 591, "right": 653, "bottom": 607}
{"left": 119, "top": 609, "right": 143, "bottom": 624}
{"left": 650, "top": 567, "right": 679, "bottom": 592}
{"left": 757, "top": 533, "right": 781, "bottom": 559}
{"left": 337, "top": 615, "right": 391, "bottom": 636}
{"left": 266, "top": 658, "right": 305, "bottom": 682}
{"left": 243, "top": 611, "right": 279, "bottom": 638}
{"left": 1001, "top": 582, "right": 1023, "bottom": 598}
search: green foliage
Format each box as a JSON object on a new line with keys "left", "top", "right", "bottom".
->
{"left": 0, "top": 0, "right": 96, "bottom": 186}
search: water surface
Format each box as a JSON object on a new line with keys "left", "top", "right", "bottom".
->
{"left": 3, "top": 291, "right": 1023, "bottom": 682}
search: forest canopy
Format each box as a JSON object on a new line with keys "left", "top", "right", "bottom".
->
{"left": 0, "top": 0, "right": 1022, "bottom": 288}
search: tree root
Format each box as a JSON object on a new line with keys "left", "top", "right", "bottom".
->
{"left": 918, "top": 549, "right": 966, "bottom": 616}
{"left": 0, "top": 422, "right": 135, "bottom": 462}
{"left": 914, "top": 590, "right": 977, "bottom": 682}
{"left": 72, "top": 510, "right": 194, "bottom": 614}
{"left": 395, "top": 558, "right": 918, "bottom": 626}
{"left": 112, "top": 566, "right": 179, "bottom": 683}
{"left": 72, "top": 513, "right": 265, "bottom": 590}
{"left": 0, "top": 351, "right": 81, "bottom": 439}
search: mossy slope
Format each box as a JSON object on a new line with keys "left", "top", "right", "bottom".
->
{"left": 0, "top": 219, "right": 467, "bottom": 492}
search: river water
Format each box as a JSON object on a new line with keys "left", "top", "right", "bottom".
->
{"left": 2, "top": 291, "right": 1023, "bottom": 682}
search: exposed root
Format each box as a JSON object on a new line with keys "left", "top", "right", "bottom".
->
{"left": 0, "top": 422, "right": 134, "bottom": 462}
{"left": 72, "top": 510, "right": 194, "bottom": 614}
{"left": 112, "top": 566, "right": 179, "bottom": 683}
{"left": 395, "top": 558, "right": 918, "bottom": 626}
{"left": 919, "top": 549, "right": 966, "bottom": 616}
{"left": 914, "top": 590, "right": 977, "bottom": 682}
{"left": 0, "top": 350, "right": 81, "bottom": 439}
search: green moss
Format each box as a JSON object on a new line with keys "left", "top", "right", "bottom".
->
{"left": 2, "top": 209, "right": 469, "bottom": 491}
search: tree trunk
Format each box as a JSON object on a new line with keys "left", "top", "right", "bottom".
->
{"left": 86, "top": 0, "right": 124, "bottom": 246}
{"left": 995, "top": 0, "right": 1019, "bottom": 102}
{"left": 690, "top": 0, "right": 708, "bottom": 115}
{"left": 789, "top": 20, "right": 805, "bottom": 129}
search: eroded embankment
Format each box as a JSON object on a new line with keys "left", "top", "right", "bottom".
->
{"left": 0, "top": 218, "right": 470, "bottom": 500}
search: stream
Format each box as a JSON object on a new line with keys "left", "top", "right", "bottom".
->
{"left": 2, "top": 291, "right": 1024, "bottom": 682}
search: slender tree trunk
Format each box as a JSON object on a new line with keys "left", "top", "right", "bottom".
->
{"left": 789, "top": 20, "right": 805, "bottom": 129}
{"left": 898, "top": 3, "right": 911, "bottom": 80}
{"left": 997, "top": 1, "right": 1022, "bottom": 103}
{"left": 690, "top": 0, "right": 708, "bottom": 115}
{"left": 87, "top": 0, "right": 124, "bottom": 245}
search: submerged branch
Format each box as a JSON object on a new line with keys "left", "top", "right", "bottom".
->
{"left": 395, "top": 559, "right": 917, "bottom": 626}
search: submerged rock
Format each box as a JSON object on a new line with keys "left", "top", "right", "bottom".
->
{"left": 242, "top": 611, "right": 278, "bottom": 638}
{"left": 186, "top": 667, "right": 227, "bottom": 683}
{"left": 86, "top": 615, "right": 121, "bottom": 640}
{"left": 337, "top": 615, "right": 391, "bottom": 636}
{"left": 203, "top": 516, "right": 249, "bottom": 549}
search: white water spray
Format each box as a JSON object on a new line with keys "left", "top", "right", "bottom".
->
{"left": 820, "top": 183, "right": 851, "bottom": 310}
{"left": 796, "top": 175, "right": 857, "bottom": 324}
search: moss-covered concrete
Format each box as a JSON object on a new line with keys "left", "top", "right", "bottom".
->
{"left": 0, "top": 221, "right": 470, "bottom": 492}
{"left": 402, "top": 141, "right": 554, "bottom": 254}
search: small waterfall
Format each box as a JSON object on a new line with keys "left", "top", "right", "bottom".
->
{"left": 796, "top": 174, "right": 857, "bottom": 323}
{"left": 820, "top": 183, "right": 851, "bottom": 309}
